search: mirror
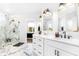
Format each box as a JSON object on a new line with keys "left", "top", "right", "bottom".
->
{"left": 66, "top": 4, "right": 78, "bottom": 32}
{"left": 58, "top": 3, "right": 78, "bottom": 32}
{"left": 42, "top": 8, "right": 53, "bottom": 33}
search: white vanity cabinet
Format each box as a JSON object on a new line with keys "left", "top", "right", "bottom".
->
{"left": 33, "top": 34, "right": 44, "bottom": 56}
{"left": 33, "top": 33, "right": 79, "bottom": 56}
{"left": 44, "top": 38, "right": 78, "bottom": 56}
{"left": 44, "top": 41, "right": 64, "bottom": 56}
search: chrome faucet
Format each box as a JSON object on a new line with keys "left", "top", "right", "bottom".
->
{"left": 67, "top": 36, "right": 72, "bottom": 39}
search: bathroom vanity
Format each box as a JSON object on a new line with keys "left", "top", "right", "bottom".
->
{"left": 32, "top": 4, "right": 79, "bottom": 56}
{"left": 33, "top": 32, "right": 79, "bottom": 56}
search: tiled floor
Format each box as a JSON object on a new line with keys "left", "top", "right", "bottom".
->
{"left": 0, "top": 42, "right": 33, "bottom": 56}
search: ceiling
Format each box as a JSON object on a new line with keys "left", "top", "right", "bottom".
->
{"left": 0, "top": 3, "right": 59, "bottom": 18}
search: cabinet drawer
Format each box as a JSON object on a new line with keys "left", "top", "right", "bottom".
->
{"left": 33, "top": 45, "right": 43, "bottom": 56}
{"left": 38, "top": 38, "right": 44, "bottom": 47}
{"left": 33, "top": 38, "right": 37, "bottom": 42}
{"left": 33, "top": 44, "right": 43, "bottom": 51}
{"left": 33, "top": 49, "right": 43, "bottom": 56}
{"left": 33, "top": 41, "right": 43, "bottom": 49}
{"left": 37, "top": 51, "right": 43, "bottom": 56}
{"left": 38, "top": 38, "right": 43, "bottom": 42}
{"left": 37, "top": 45, "right": 43, "bottom": 51}
{"left": 33, "top": 51, "right": 38, "bottom": 56}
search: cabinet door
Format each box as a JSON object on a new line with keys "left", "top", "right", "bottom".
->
{"left": 33, "top": 35, "right": 44, "bottom": 56}
{"left": 33, "top": 36, "right": 37, "bottom": 43}
{"left": 44, "top": 40, "right": 74, "bottom": 56}
{"left": 60, "top": 50, "right": 74, "bottom": 56}
{"left": 44, "top": 44, "right": 55, "bottom": 56}
{"left": 38, "top": 37, "right": 43, "bottom": 44}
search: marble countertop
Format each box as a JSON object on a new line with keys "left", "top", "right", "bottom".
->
{"left": 33, "top": 33, "right": 79, "bottom": 47}
{"left": 51, "top": 38, "right": 79, "bottom": 47}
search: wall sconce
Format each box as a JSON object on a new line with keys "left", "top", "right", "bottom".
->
{"left": 43, "top": 11, "right": 46, "bottom": 14}
{"left": 42, "top": 8, "right": 52, "bottom": 15}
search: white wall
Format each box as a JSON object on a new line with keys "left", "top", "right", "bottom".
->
{"left": 0, "top": 3, "right": 59, "bottom": 18}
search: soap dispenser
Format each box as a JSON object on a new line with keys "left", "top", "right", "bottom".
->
{"left": 61, "top": 27, "right": 64, "bottom": 31}
{"left": 60, "top": 26, "right": 66, "bottom": 38}
{"left": 38, "top": 26, "right": 41, "bottom": 34}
